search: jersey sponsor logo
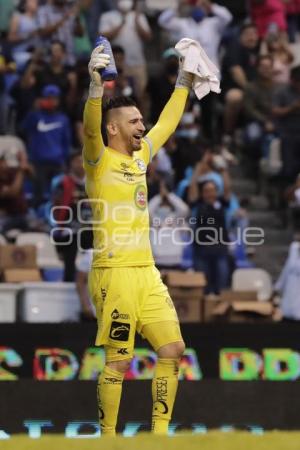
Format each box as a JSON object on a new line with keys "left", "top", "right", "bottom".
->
{"left": 135, "top": 158, "right": 146, "bottom": 172}
{"left": 111, "top": 309, "right": 129, "bottom": 320}
{"left": 109, "top": 321, "right": 130, "bottom": 341}
{"left": 37, "top": 120, "right": 63, "bottom": 132}
{"left": 123, "top": 171, "right": 135, "bottom": 182}
{"left": 117, "top": 348, "right": 129, "bottom": 355}
{"left": 134, "top": 184, "right": 147, "bottom": 210}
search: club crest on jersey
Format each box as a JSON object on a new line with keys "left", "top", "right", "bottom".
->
{"left": 135, "top": 158, "right": 146, "bottom": 172}
{"left": 134, "top": 184, "right": 147, "bottom": 210}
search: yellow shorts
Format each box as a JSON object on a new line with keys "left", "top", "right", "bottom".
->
{"left": 88, "top": 265, "right": 180, "bottom": 353}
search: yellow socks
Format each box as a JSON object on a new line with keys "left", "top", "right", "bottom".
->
{"left": 97, "top": 365, "right": 124, "bottom": 436}
{"left": 151, "top": 358, "right": 179, "bottom": 435}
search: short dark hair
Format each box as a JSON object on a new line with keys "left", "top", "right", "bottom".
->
{"left": 103, "top": 96, "right": 138, "bottom": 121}
{"left": 240, "top": 22, "right": 257, "bottom": 34}
{"left": 291, "top": 65, "right": 300, "bottom": 82}
{"left": 51, "top": 39, "right": 66, "bottom": 52}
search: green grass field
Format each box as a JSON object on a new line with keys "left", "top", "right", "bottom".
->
{"left": 1, "top": 432, "right": 300, "bottom": 450}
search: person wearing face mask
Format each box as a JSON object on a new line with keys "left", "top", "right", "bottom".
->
{"left": 99, "top": 0, "right": 152, "bottom": 102}
{"left": 22, "top": 84, "right": 71, "bottom": 207}
{"left": 158, "top": 0, "right": 232, "bottom": 69}
{"left": 159, "top": 0, "right": 232, "bottom": 140}
{"left": 37, "top": 0, "right": 84, "bottom": 66}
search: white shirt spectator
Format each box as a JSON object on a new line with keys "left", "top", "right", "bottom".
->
{"left": 37, "top": 3, "right": 76, "bottom": 65}
{"left": 158, "top": 4, "right": 232, "bottom": 67}
{"left": 155, "top": 147, "right": 173, "bottom": 175}
{"left": 99, "top": 10, "right": 151, "bottom": 67}
{"left": 149, "top": 191, "right": 190, "bottom": 267}
{"left": 0, "top": 135, "right": 27, "bottom": 168}
{"left": 275, "top": 241, "right": 300, "bottom": 320}
{"left": 76, "top": 248, "right": 93, "bottom": 273}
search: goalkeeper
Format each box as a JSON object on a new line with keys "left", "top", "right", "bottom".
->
{"left": 83, "top": 42, "right": 193, "bottom": 435}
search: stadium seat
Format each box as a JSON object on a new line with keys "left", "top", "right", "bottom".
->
{"left": 16, "top": 232, "right": 63, "bottom": 269}
{"left": 232, "top": 268, "right": 273, "bottom": 301}
{"left": 0, "top": 284, "right": 21, "bottom": 323}
{"left": 19, "top": 282, "right": 80, "bottom": 322}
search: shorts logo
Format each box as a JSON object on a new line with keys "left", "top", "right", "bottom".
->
{"left": 111, "top": 309, "right": 129, "bottom": 320}
{"left": 117, "top": 348, "right": 129, "bottom": 355}
{"left": 135, "top": 158, "right": 146, "bottom": 172}
{"left": 134, "top": 184, "right": 147, "bottom": 210}
{"left": 109, "top": 321, "right": 130, "bottom": 341}
{"left": 104, "top": 377, "right": 122, "bottom": 384}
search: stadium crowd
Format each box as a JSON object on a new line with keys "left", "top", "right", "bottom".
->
{"left": 1, "top": 0, "right": 300, "bottom": 314}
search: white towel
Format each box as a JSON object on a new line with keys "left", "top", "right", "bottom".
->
{"left": 175, "top": 38, "right": 221, "bottom": 100}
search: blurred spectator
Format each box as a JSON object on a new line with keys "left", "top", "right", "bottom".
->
{"left": 10, "top": 48, "right": 45, "bottom": 127}
{"left": 243, "top": 55, "right": 277, "bottom": 173}
{"left": 75, "top": 248, "right": 95, "bottom": 321}
{"left": 0, "top": 0, "right": 16, "bottom": 36}
{"left": 12, "top": 40, "right": 78, "bottom": 128}
{"left": 249, "top": 0, "right": 287, "bottom": 38}
{"left": 149, "top": 180, "right": 190, "bottom": 269}
{"left": 37, "top": 0, "right": 84, "bottom": 66}
{"left": 216, "top": 0, "right": 247, "bottom": 26}
{"left": 285, "top": 173, "right": 300, "bottom": 228}
{"left": 158, "top": 0, "right": 232, "bottom": 68}
{"left": 7, "top": 0, "right": 39, "bottom": 70}
{"left": 222, "top": 23, "right": 260, "bottom": 137}
{"left": 73, "top": 0, "right": 93, "bottom": 59}
{"left": 187, "top": 149, "right": 225, "bottom": 201}
{"left": 159, "top": 0, "right": 231, "bottom": 140}
{"left": 146, "top": 48, "right": 178, "bottom": 124}
{"left": 22, "top": 84, "right": 71, "bottom": 207}
{"left": 274, "top": 239, "right": 300, "bottom": 320}
{"left": 51, "top": 152, "right": 93, "bottom": 282}
{"left": 188, "top": 178, "right": 231, "bottom": 295}
{"left": 154, "top": 135, "right": 177, "bottom": 188}
{"left": 104, "top": 45, "right": 137, "bottom": 101}
{"left": 0, "top": 149, "right": 28, "bottom": 235}
{"left": 272, "top": 66, "right": 300, "bottom": 182}
{"left": 0, "top": 134, "right": 29, "bottom": 170}
{"left": 0, "top": 36, "right": 16, "bottom": 133}
{"left": 34, "top": 40, "right": 78, "bottom": 113}
{"left": 261, "top": 32, "right": 294, "bottom": 83}
{"left": 172, "top": 107, "right": 203, "bottom": 184}
{"left": 285, "top": 0, "right": 300, "bottom": 42}
{"left": 99, "top": 0, "right": 152, "bottom": 102}
{"left": 83, "top": 0, "right": 112, "bottom": 44}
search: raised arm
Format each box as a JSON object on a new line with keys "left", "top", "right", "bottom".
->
{"left": 146, "top": 88, "right": 189, "bottom": 157}
{"left": 83, "top": 46, "right": 110, "bottom": 167}
{"left": 145, "top": 67, "right": 193, "bottom": 157}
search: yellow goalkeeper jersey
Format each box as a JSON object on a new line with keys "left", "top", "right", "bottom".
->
{"left": 83, "top": 88, "right": 188, "bottom": 268}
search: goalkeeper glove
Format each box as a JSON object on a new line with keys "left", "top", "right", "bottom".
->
{"left": 175, "top": 56, "right": 194, "bottom": 90}
{"left": 88, "top": 45, "right": 110, "bottom": 98}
